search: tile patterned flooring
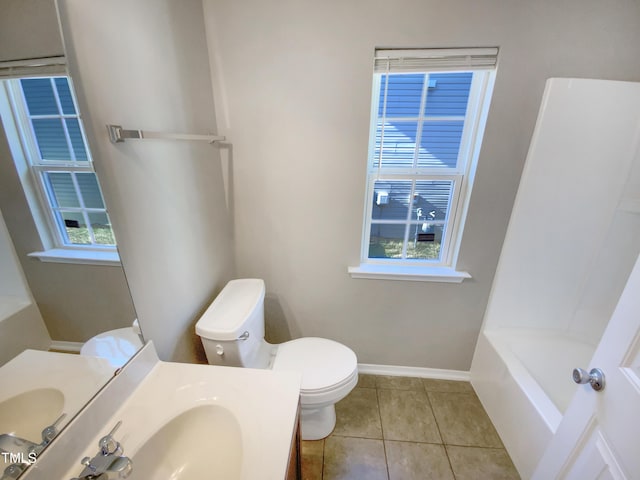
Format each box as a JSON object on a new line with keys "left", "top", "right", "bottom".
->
{"left": 301, "top": 375, "right": 520, "bottom": 480}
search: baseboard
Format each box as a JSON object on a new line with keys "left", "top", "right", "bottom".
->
{"left": 358, "top": 363, "right": 470, "bottom": 381}
{"left": 49, "top": 340, "right": 83, "bottom": 354}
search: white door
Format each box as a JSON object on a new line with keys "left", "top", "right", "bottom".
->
{"left": 533, "top": 252, "right": 640, "bottom": 479}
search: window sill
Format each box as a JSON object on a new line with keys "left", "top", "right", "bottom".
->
{"left": 28, "top": 248, "right": 121, "bottom": 266}
{"left": 348, "top": 263, "right": 471, "bottom": 283}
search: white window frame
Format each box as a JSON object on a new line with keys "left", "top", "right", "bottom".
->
{"left": 0, "top": 71, "right": 120, "bottom": 266}
{"left": 349, "top": 48, "right": 498, "bottom": 283}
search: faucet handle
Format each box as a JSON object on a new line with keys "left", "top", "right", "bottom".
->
{"left": 99, "top": 421, "right": 123, "bottom": 455}
{"left": 109, "top": 456, "right": 133, "bottom": 478}
{"left": 1, "top": 464, "right": 25, "bottom": 480}
{"left": 41, "top": 413, "right": 67, "bottom": 444}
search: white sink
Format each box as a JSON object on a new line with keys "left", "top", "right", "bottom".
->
{"left": 0, "top": 388, "right": 64, "bottom": 441}
{"left": 130, "top": 405, "right": 242, "bottom": 479}
{"left": 61, "top": 358, "right": 301, "bottom": 480}
{"left": 0, "top": 350, "right": 114, "bottom": 443}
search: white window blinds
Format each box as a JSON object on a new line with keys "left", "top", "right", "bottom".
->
{"left": 0, "top": 57, "right": 66, "bottom": 79}
{"left": 374, "top": 47, "right": 499, "bottom": 74}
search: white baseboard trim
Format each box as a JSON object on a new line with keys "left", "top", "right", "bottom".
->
{"left": 358, "top": 363, "right": 470, "bottom": 381}
{"left": 49, "top": 340, "right": 83, "bottom": 353}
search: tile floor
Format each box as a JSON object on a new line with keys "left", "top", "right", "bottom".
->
{"left": 301, "top": 375, "right": 520, "bottom": 480}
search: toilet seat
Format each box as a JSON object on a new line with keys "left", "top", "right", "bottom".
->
{"left": 272, "top": 337, "right": 358, "bottom": 405}
{"left": 80, "top": 327, "right": 142, "bottom": 368}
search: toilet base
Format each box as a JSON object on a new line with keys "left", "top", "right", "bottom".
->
{"left": 300, "top": 404, "right": 336, "bottom": 440}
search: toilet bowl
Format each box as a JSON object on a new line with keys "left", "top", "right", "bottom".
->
{"left": 195, "top": 279, "right": 358, "bottom": 440}
{"left": 80, "top": 320, "right": 143, "bottom": 368}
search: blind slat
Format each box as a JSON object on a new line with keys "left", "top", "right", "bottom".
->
{"left": 0, "top": 56, "right": 66, "bottom": 79}
{"left": 374, "top": 47, "right": 498, "bottom": 73}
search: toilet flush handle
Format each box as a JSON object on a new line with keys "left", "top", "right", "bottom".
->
{"left": 215, "top": 345, "right": 224, "bottom": 356}
{"left": 237, "top": 331, "right": 250, "bottom": 341}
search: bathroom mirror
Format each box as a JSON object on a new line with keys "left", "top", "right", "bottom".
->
{"left": 0, "top": 0, "right": 143, "bottom": 466}
{"left": 0, "top": 162, "right": 142, "bottom": 474}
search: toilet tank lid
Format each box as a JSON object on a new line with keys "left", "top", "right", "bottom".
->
{"left": 196, "top": 279, "right": 265, "bottom": 341}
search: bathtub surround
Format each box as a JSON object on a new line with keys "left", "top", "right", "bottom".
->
{"left": 471, "top": 79, "right": 640, "bottom": 477}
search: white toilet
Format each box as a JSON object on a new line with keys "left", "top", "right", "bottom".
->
{"left": 80, "top": 320, "right": 143, "bottom": 368}
{"left": 195, "top": 278, "right": 358, "bottom": 440}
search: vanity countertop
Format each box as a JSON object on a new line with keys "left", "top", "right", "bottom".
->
{"left": 22, "top": 342, "right": 301, "bottom": 480}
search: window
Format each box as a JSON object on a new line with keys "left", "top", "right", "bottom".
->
{"left": 1, "top": 75, "right": 117, "bottom": 263}
{"left": 349, "top": 48, "right": 498, "bottom": 282}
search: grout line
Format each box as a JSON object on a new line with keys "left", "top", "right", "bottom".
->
{"left": 375, "top": 384, "right": 392, "bottom": 480}
{"left": 425, "top": 388, "right": 458, "bottom": 478}
{"left": 330, "top": 374, "right": 509, "bottom": 480}
{"left": 320, "top": 438, "right": 325, "bottom": 480}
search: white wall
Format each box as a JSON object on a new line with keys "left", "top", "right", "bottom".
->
{"left": 0, "top": 210, "right": 28, "bottom": 301}
{"left": 0, "top": 0, "right": 63, "bottom": 62}
{"left": 203, "top": 0, "right": 640, "bottom": 370}
{"left": 57, "top": 0, "right": 235, "bottom": 362}
{"left": 0, "top": 209, "right": 50, "bottom": 365}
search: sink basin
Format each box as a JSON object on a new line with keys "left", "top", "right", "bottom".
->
{"left": 0, "top": 388, "right": 64, "bottom": 441}
{"left": 0, "top": 350, "right": 114, "bottom": 448}
{"left": 130, "top": 405, "right": 242, "bottom": 479}
{"left": 59, "top": 357, "right": 301, "bottom": 480}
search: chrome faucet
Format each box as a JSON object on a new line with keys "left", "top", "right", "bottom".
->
{"left": 1, "top": 463, "right": 26, "bottom": 480}
{"left": 71, "top": 421, "right": 132, "bottom": 479}
{"left": 0, "top": 413, "right": 67, "bottom": 479}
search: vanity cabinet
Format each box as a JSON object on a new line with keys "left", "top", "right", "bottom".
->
{"left": 286, "top": 403, "right": 302, "bottom": 480}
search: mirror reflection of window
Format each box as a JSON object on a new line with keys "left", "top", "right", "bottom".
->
{"left": 3, "top": 76, "right": 116, "bottom": 249}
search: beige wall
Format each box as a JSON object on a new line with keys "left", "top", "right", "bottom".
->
{"left": 0, "top": 0, "right": 63, "bottom": 62}
{"left": 203, "top": 0, "right": 640, "bottom": 370}
{"left": 0, "top": 0, "right": 137, "bottom": 343}
{"left": 57, "top": 0, "right": 235, "bottom": 362}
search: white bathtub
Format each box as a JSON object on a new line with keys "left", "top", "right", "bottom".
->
{"left": 471, "top": 328, "right": 596, "bottom": 479}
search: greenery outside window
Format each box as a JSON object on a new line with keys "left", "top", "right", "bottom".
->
{"left": 350, "top": 48, "right": 498, "bottom": 282}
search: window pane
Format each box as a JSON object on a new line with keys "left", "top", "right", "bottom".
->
{"left": 46, "top": 172, "right": 79, "bottom": 208}
{"left": 372, "top": 180, "right": 411, "bottom": 221}
{"left": 424, "top": 73, "right": 472, "bottom": 116}
{"left": 32, "top": 118, "right": 70, "bottom": 160}
{"left": 88, "top": 212, "right": 115, "bottom": 245}
{"left": 374, "top": 121, "right": 418, "bottom": 168}
{"left": 418, "top": 121, "right": 463, "bottom": 169}
{"left": 406, "top": 224, "right": 443, "bottom": 260}
{"left": 368, "top": 224, "right": 406, "bottom": 259}
{"left": 54, "top": 77, "right": 76, "bottom": 115}
{"left": 379, "top": 74, "right": 424, "bottom": 118}
{"left": 20, "top": 78, "right": 58, "bottom": 115}
{"left": 60, "top": 211, "right": 89, "bottom": 244}
{"left": 65, "top": 119, "right": 88, "bottom": 161}
{"left": 412, "top": 180, "right": 453, "bottom": 222}
{"left": 76, "top": 173, "right": 104, "bottom": 208}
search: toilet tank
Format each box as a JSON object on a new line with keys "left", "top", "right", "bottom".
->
{"left": 195, "top": 279, "right": 269, "bottom": 367}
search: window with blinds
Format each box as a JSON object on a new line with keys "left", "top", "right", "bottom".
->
{"left": 7, "top": 76, "right": 115, "bottom": 247}
{"left": 361, "top": 48, "right": 497, "bottom": 270}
